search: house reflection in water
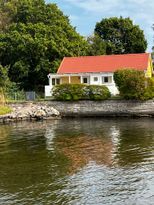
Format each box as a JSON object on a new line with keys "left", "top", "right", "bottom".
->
{"left": 56, "top": 134, "right": 113, "bottom": 174}
{"left": 44, "top": 120, "right": 121, "bottom": 174}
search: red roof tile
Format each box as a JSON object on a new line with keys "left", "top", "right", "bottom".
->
{"left": 57, "top": 53, "right": 150, "bottom": 74}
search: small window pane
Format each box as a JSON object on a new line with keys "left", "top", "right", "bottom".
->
{"left": 83, "top": 77, "right": 88, "bottom": 83}
{"left": 94, "top": 77, "right": 98, "bottom": 81}
{"left": 104, "top": 77, "right": 108, "bottom": 83}
{"left": 52, "top": 78, "right": 55, "bottom": 85}
{"left": 56, "top": 78, "right": 60, "bottom": 84}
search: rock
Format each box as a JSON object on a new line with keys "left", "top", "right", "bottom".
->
{"left": 47, "top": 107, "right": 60, "bottom": 116}
{"left": 0, "top": 102, "right": 61, "bottom": 123}
{"left": 33, "top": 109, "right": 46, "bottom": 120}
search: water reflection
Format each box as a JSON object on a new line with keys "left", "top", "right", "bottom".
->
{"left": 0, "top": 118, "right": 154, "bottom": 204}
{"left": 55, "top": 133, "right": 113, "bottom": 173}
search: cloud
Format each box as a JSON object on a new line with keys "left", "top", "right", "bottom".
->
{"left": 65, "top": 0, "right": 121, "bottom": 12}
{"left": 65, "top": 0, "right": 154, "bottom": 13}
{"left": 64, "top": 0, "right": 154, "bottom": 51}
{"left": 47, "top": 0, "right": 154, "bottom": 50}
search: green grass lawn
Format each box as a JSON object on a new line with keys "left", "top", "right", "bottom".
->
{"left": 0, "top": 106, "right": 12, "bottom": 115}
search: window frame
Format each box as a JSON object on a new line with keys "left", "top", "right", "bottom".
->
{"left": 93, "top": 77, "right": 98, "bottom": 82}
{"left": 83, "top": 77, "right": 88, "bottom": 84}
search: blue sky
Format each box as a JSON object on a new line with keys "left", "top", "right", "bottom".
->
{"left": 46, "top": 0, "right": 153, "bottom": 52}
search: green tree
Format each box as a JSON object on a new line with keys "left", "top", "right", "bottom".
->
{"left": 95, "top": 17, "right": 147, "bottom": 54}
{"left": 0, "top": 0, "right": 89, "bottom": 91}
{"left": 87, "top": 34, "right": 106, "bottom": 55}
{"left": 0, "top": 64, "right": 8, "bottom": 87}
{"left": 0, "top": 64, "right": 8, "bottom": 103}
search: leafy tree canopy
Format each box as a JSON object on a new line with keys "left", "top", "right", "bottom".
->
{"left": 95, "top": 17, "right": 147, "bottom": 54}
{"left": 0, "top": 64, "right": 8, "bottom": 87}
{"left": 0, "top": 0, "right": 89, "bottom": 90}
{"left": 87, "top": 34, "right": 106, "bottom": 55}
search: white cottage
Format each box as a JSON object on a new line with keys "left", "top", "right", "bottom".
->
{"left": 45, "top": 53, "right": 153, "bottom": 96}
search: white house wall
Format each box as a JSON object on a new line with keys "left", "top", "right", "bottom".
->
{"left": 45, "top": 85, "right": 52, "bottom": 97}
{"left": 89, "top": 73, "right": 119, "bottom": 95}
{"left": 45, "top": 72, "right": 119, "bottom": 96}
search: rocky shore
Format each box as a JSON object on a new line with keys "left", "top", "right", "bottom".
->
{"left": 0, "top": 102, "right": 60, "bottom": 123}
{"left": 1, "top": 99, "right": 154, "bottom": 123}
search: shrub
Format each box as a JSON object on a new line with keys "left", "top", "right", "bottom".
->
{"left": 83, "top": 85, "right": 111, "bottom": 100}
{"left": 5, "top": 82, "right": 26, "bottom": 101}
{"left": 52, "top": 84, "right": 111, "bottom": 101}
{"left": 0, "top": 106, "right": 12, "bottom": 115}
{"left": 143, "top": 78, "right": 154, "bottom": 100}
{"left": 52, "top": 84, "right": 85, "bottom": 101}
{"left": 114, "top": 69, "right": 154, "bottom": 100}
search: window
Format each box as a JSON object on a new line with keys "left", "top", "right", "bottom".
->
{"left": 52, "top": 78, "right": 60, "bottom": 85}
{"left": 94, "top": 77, "right": 98, "bottom": 82}
{"left": 104, "top": 77, "right": 109, "bottom": 83}
{"left": 56, "top": 78, "right": 60, "bottom": 84}
{"left": 102, "top": 76, "right": 112, "bottom": 83}
{"left": 52, "top": 78, "right": 55, "bottom": 85}
{"left": 83, "top": 77, "right": 88, "bottom": 83}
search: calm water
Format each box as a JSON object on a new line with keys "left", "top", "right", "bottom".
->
{"left": 0, "top": 118, "right": 154, "bottom": 205}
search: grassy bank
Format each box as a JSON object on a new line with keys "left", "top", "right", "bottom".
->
{"left": 0, "top": 106, "right": 12, "bottom": 115}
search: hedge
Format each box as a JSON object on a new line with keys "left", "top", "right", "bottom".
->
{"left": 114, "top": 69, "right": 154, "bottom": 100}
{"left": 52, "top": 84, "right": 111, "bottom": 101}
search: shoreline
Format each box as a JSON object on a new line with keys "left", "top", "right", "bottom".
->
{"left": 1, "top": 99, "right": 154, "bottom": 123}
{"left": 0, "top": 102, "right": 61, "bottom": 123}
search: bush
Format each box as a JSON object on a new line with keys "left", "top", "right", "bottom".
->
{"left": 5, "top": 82, "right": 26, "bottom": 101}
{"left": 52, "top": 84, "right": 111, "bottom": 101}
{"left": 0, "top": 106, "right": 12, "bottom": 115}
{"left": 83, "top": 85, "right": 111, "bottom": 100}
{"left": 143, "top": 78, "right": 154, "bottom": 100}
{"left": 52, "top": 84, "right": 85, "bottom": 101}
{"left": 114, "top": 69, "right": 154, "bottom": 100}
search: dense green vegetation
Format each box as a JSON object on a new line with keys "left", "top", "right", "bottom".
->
{"left": 0, "top": 0, "right": 89, "bottom": 91}
{"left": 94, "top": 17, "right": 147, "bottom": 55}
{"left": 0, "top": 64, "right": 8, "bottom": 104}
{"left": 0, "top": 1, "right": 150, "bottom": 99}
{"left": 87, "top": 34, "right": 106, "bottom": 56}
{"left": 52, "top": 84, "right": 111, "bottom": 101}
{"left": 114, "top": 69, "right": 154, "bottom": 100}
{"left": 0, "top": 105, "right": 12, "bottom": 115}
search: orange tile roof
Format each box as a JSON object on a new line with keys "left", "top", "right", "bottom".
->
{"left": 57, "top": 53, "right": 150, "bottom": 74}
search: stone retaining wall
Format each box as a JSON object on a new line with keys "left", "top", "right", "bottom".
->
{"left": 47, "top": 100, "right": 154, "bottom": 117}
{"left": 1, "top": 100, "right": 154, "bottom": 123}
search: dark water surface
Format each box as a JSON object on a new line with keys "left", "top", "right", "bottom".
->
{"left": 0, "top": 118, "right": 154, "bottom": 205}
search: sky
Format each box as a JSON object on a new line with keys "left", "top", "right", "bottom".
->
{"left": 46, "top": 0, "right": 154, "bottom": 52}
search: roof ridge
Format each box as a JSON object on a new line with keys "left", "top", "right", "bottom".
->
{"left": 57, "top": 53, "right": 151, "bottom": 74}
{"left": 64, "top": 53, "right": 149, "bottom": 59}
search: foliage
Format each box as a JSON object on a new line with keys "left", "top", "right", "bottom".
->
{"left": 52, "top": 84, "right": 85, "bottom": 101}
{"left": 0, "top": 0, "right": 89, "bottom": 91}
{"left": 143, "top": 78, "right": 154, "bottom": 100}
{"left": 95, "top": 17, "right": 147, "bottom": 54}
{"left": 0, "top": 64, "right": 8, "bottom": 87}
{"left": 5, "top": 82, "right": 26, "bottom": 101}
{"left": 114, "top": 69, "right": 154, "bottom": 100}
{"left": 0, "top": 64, "right": 9, "bottom": 104}
{"left": 87, "top": 34, "right": 106, "bottom": 55}
{"left": 52, "top": 84, "right": 111, "bottom": 101}
{"left": 0, "top": 105, "right": 12, "bottom": 115}
{"left": 83, "top": 85, "right": 111, "bottom": 100}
